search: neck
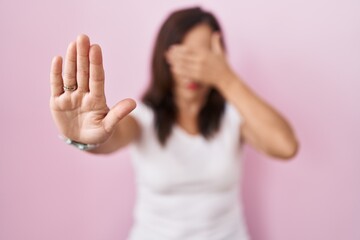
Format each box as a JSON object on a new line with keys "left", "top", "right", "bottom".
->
{"left": 174, "top": 97, "right": 205, "bottom": 135}
{"left": 175, "top": 97, "right": 205, "bottom": 117}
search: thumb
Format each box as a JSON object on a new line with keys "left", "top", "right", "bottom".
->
{"left": 211, "top": 32, "right": 224, "bottom": 55}
{"left": 102, "top": 98, "right": 137, "bottom": 133}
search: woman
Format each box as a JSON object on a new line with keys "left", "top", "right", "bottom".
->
{"left": 50, "top": 7, "right": 298, "bottom": 240}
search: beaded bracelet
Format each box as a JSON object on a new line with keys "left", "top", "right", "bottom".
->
{"left": 59, "top": 135, "right": 100, "bottom": 151}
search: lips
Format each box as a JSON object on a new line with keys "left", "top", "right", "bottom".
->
{"left": 186, "top": 82, "right": 200, "bottom": 90}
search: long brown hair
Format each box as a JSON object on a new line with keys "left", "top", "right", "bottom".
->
{"left": 142, "top": 7, "right": 226, "bottom": 145}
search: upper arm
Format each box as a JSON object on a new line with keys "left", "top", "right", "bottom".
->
{"left": 240, "top": 121, "right": 267, "bottom": 154}
{"left": 240, "top": 120, "right": 298, "bottom": 159}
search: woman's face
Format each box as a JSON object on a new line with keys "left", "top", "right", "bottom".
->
{"left": 169, "top": 23, "right": 213, "bottom": 104}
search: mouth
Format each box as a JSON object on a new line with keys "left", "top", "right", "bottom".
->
{"left": 185, "top": 82, "right": 200, "bottom": 90}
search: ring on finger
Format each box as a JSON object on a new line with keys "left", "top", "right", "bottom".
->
{"left": 63, "top": 84, "right": 77, "bottom": 92}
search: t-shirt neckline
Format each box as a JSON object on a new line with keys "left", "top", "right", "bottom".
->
{"left": 173, "top": 124, "right": 203, "bottom": 140}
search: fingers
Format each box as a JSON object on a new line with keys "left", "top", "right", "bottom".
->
{"left": 54, "top": 34, "right": 105, "bottom": 98}
{"left": 89, "top": 44, "right": 105, "bottom": 98}
{"left": 166, "top": 45, "right": 200, "bottom": 65}
{"left": 211, "top": 32, "right": 224, "bottom": 55}
{"left": 171, "top": 62, "right": 199, "bottom": 79}
{"left": 102, "top": 98, "right": 137, "bottom": 133}
{"left": 76, "top": 34, "right": 90, "bottom": 92}
{"left": 50, "top": 56, "right": 64, "bottom": 97}
{"left": 63, "top": 41, "right": 77, "bottom": 89}
{"left": 166, "top": 45, "right": 203, "bottom": 79}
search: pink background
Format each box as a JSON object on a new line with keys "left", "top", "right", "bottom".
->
{"left": 1, "top": 0, "right": 359, "bottom": 239}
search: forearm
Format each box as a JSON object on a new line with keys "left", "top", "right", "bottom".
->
{"left": 216, "top": 72, "right": 298, "bottom": 157}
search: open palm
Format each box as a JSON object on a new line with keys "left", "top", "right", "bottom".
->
{"left": 49, "top": 34, "right": 136, "bottom": 145}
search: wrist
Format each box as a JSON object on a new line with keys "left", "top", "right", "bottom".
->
{"left": 59, "top": 135, "right": 101, "bottom": 151}
{"left": 215, "top": 70, "right": 238, "bottom": 91}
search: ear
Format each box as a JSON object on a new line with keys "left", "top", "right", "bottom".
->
{"left": 211, "top": 32, "right": 224, "bottom": 55}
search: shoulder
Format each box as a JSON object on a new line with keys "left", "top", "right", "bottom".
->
{"left": 224, "top": 102, "right": 243, "bottom": 127}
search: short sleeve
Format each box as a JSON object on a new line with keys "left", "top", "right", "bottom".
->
{"left": 225, "top": 102, "right": 243, "bottom": 127}
{"left": 218, "top": 103, "right": 244, "bottom": 147}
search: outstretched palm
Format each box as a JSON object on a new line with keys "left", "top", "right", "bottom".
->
{"left": 50, "top": 34, "right": 136, "bottom": 145}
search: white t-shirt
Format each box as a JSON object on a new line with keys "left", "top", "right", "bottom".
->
{"left": 128, "top": 102, "right": 250, "bottom": 240}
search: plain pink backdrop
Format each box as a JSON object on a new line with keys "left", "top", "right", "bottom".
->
{"left": 0, "top": 0, "right": 359, "bottom": 239}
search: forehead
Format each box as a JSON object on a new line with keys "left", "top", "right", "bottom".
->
{"left": 182, "top": 23, "right": 213, "bottom": 49}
